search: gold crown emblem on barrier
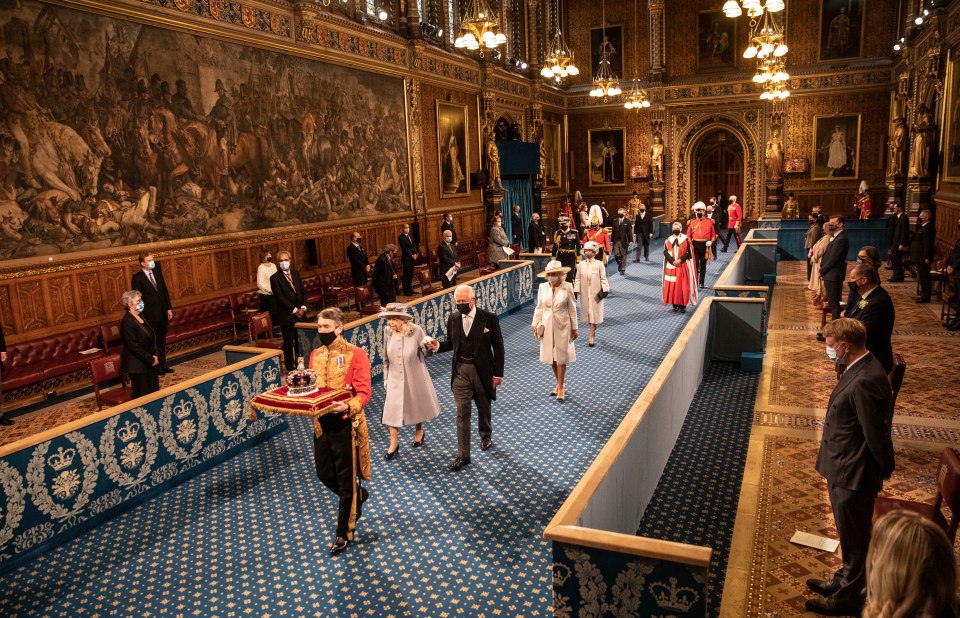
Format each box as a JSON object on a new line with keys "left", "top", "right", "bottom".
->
{"left": 117, "top": 420, "right": 141, "bottom": 443}
{"left": 263, "top": 366, "right": 279, "bottom": 382}
{"left": 221, "top": 381, "right": 239, "bottom": 399}
{"left": 173, "top": 401, "right": 194, "bottom": 419}
{"left": 649, "top": 578, "right": 698, "bottom": 612}
{"left": 47, "top": 446, "right": 77, "bottom": 471}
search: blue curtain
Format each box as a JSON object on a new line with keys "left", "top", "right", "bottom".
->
{"left": 502, "top": 177, "right": 534, "bottom": 250}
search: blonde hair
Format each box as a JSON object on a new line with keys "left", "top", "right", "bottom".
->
{"left": 823, "top": 317, "right": 867, "bottom": 347}
{"left": 864, "top": 510, "right": 957, "bottom": 618}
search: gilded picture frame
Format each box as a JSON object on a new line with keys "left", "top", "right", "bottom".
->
{"left": 590, "top": 26, "right": 624, "bottom": 80}
{"left": 587, "top": 128, "right": 626, "bottom": 187}
{"left": 811, "top": 114, "right": 861, "bottom": 181}
{"left": 819, "top": 0, "right": 865, "bottom": 62}
{"left": 698, "top": 10, "right": 737, "bottom": 72}
{"left": 437, "top": 100, "right": 470, "bottom": 198}
{"left": 942, "top": 51, "right": 960, "bottom": 182}
{"left": 542, "top": 121, "right": 563, "bottom": 188}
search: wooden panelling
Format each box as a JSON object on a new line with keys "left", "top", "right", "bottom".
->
{"left": 214, "top": 251, "right": 232, "bottom": 291}
{"left": 77, "top": 272, "right": 104, "bottom": 319}
{"left": 195, "top": 254, "right": 215, "bottom": 296}
{"left": 17, "top": 282, "right": 47, "bottom": 332}
{"left": 47, "top": 277, "right": 78, "bottom": 324}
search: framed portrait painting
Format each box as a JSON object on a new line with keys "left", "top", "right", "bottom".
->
{"left": 437, "top": 100, "right": 469, "bottom": 197}
{"left": 819, "top": 0, "right": 864, "bottom": 62}
{"left": 590, "top": 26, "right": 623, "bottom": 80}
{"left": 588, "top": 128, "right": 626, "bottom": 187}
{"left": 812, "top": 114, "right": 861, "bottom": 181}
{"left": 542, "top": 121, "right": 563, "bottom": 188}
{"left": 942, "top": 52, "right": 960, "bottom": 181}
{"left": 698, "top": 10, "right": 736, "bottom": 71}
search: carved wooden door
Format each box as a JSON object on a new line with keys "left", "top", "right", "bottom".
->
{"left": 696, "top": 130, "right": 744, "bottom": 206}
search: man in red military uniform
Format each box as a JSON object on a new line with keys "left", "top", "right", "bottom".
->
{"left": 686, "top": 201, "right": 717, "bottom": 289}
{"left": 662, "top": 221, "right": 699, "bottom": 313}
{"left": 721, "top": 195, "right": 743, "bottom": 252}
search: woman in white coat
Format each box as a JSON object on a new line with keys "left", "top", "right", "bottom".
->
{"left": 532, "top": 260, "right": 578, "bottom": 402}
{"left": 574, "top": 241, "right": 610, "bottom": 347}
{"left": 380, "top": 303, "right": 441, "bottom": 459}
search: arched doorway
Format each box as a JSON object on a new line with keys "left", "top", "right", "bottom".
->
{"left": 694, "top": 129, "right": 744, "bottom": 204}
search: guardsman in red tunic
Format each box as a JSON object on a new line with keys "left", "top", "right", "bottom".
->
{"left": 309, "top": 307, "right": 372, "bottom": 555}
{"left": 721, "top": 195, "right": 743, "bottom": 252}
{"left": 582, "top": 205, "right": 611, "bottom": 265}
{"left": 686, "top": 201, "right": 717, "bottom": 289}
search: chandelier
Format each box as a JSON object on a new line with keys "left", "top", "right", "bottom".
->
{"left": 540, "top": 29, "right": 579, "bottom": 82}
{"left": 589, "top": 0, "right": 620, "bottom": 100}
{"left": 722, "top": 0, "right": 789, "bottom": 99}
{"left": 623, "top": 0, "right": 649, "bottom": 109}
{"left": 453, "top": 0, "right": 507, "bottom": 51}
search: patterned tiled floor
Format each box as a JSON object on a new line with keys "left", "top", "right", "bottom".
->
{"left": 0, "top": 252, "right": 733, "bottom": 617}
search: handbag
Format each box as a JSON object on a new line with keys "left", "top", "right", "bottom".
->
{"left": 594, "top": 290, "right": 609, "bottom": 303}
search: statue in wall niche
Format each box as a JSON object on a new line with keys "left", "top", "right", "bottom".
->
{"left": 909, "top": 106, "right": 933, "bottom": 178}
{"left": 650, "top": 133, "right": 664, "bottom": 184}
{"left": 887, "top": 116, "right": 906, "bottom": 176}
{"left": 765, "top": 128, "right": 783, "bottom": 181}
{"left": 486, "top": 136, "right": 503, "bottom": 191}
{"left": 538, "top": 138, "right": 547, "bottom": 181}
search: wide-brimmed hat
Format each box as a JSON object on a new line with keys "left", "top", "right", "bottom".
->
{"left": 379, "top": 302, "right": 412, "bottom": 320}
{"left": 692, "top": 201, "right": 706, "bottom": 212}
{"left": 582, "top": 241, "right": 600, "bottom": 255}
{"left": 538, "top": 260, "right": 571, "bottom": 277}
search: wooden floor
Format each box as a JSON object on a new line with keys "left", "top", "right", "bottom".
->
{"left": 721, "top": 261, "right": 958, "bottom": 617}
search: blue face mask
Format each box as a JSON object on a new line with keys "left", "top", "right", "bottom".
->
{"left": 825, "top": 346, "right": 839, "bottom": 363}
{"left": 135, "top": 301, "right": 145, "bottom": 313}
{"left": 146, "top": 260, "right": 155, "bottom": 270}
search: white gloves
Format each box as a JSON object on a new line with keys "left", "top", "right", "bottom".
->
{"left": 706, "top": 241, "right": 712, "bottom": 248}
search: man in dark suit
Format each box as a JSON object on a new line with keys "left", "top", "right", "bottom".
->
{"left": 441, "top": 213, "right": 457, "bottom": 245}
{"left": 372, "top": 244, "right": 398, "bottom": 305}
{"left": 269, "top": 249, "right": 307, "bottom": 372}
{"left": 910, "top": 209, "right": 936, "bottom": 303}
{"left": 887, "top": 202, "right": 911, "bottom": 282}
{"left": 398, "top": 223, "right": 417, "bottom": 296}
{"left": 946, "top": 215, "right": 960, "bottom": 331}
{"left": 633, "top": 202, "right": 653, "bottom": 262}
{"left": 438, "top": 230, "right": 461, "bottom": 289}
{"left": 820, "top": 215, "right": 850, "bottom": 324}
{"left": 611, "top": 208, "right": 633, "bottom": 275}
{"left": 427, "top": 284, "right": 504, "bottom": 472}
{"left": 527, "top": 213, "right": 546, "bottom": 253}
{"left": 510, "top": 204, "right": 523, "bottom": 248}
{"left": 131, "top": 251, "right": 174, "bottom": 373}
{"left": 0, "top": 323, "right": 11, "bottom": 425}
{"left": 806, "top": 318, "right": 894, "bottom": 616}
{"left": 845, "top": 264, "right": 895, "bottom": 373}
{"left": 346, "top": 232, "right": 369, "bottom": 287}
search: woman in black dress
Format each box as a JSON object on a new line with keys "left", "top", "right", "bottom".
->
{"left": 120, "top": 290, "right": 161, "bottom": 398}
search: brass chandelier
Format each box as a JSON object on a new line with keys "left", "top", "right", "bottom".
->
{"left": 540, "top": 29, "right": 579, "bottom": 82}
{"left": 722, "top": 0, "right": 789, "bottom": 99}
{"left": 623, "top": 0, "right": 650, "bottom": 109}
{"left": 454, "top": 0, "right": 507, "bottom": 51}
{"left": 589, "top": 0, "right": 621, "bottom": 100}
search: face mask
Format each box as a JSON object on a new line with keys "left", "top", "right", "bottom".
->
{"left": 355, "top": 238, "right": 363, "bottom": 244}
{"left": 265, "top": 256, "right": 272, "bottom": 262}
{"left": 696, "top": 212, "right": 703, "bottom": 218}
{"left": 618, "top": 212, "right": 625, "bottom": 218}
{"left": 279, "top": 260, "right": 290, "bottom": 271}
{"left": 707, "top": 210, "right": 713, "bottom": 215}
{"left": 547, "top": 275, "right": 560, "bottom": 285}
{"left": 318, "top": 330, "right": 337, "bottom": 347}
{"left": 825, "top": 346, "right": 839, "bottom": 363}
{"left": 591, "top": 224, "right": 599, "bottom": 229}
{"left": 583, "top": 251, "right": 595, "bottom": 259}
{"left": 672, "top": 228, "right": 682, "bottom": 235}
{"left": 146, "top": 260, "right": 155, "bottom": 270}
{"left": 561, "top": 224, "right": 569, "bottom": 231}
{"left": 456, "top": 302, "right": 471, "bottom": 315}
{"left": 135, "top": 301, "right": 145, "bottom": 312}
{"left": 444, "top": 237, "right": 453, "bottom": 244}
{"left": 639, "top": 209, "right": 646, "bottom": 214}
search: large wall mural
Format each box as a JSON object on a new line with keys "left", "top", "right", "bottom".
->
{"left": 0, "top": 1, "right": 411, "bottom": 259}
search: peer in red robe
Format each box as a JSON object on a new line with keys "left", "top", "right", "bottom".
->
{"left": 662, "top": 223, "right": 699, "bottom": 313}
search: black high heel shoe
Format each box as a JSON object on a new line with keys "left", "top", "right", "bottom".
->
{"left": 412, "top": 431, "right": 425, "bottom": 448}
{"left": 385, "top": 445, "right": 399, "bottom": 460}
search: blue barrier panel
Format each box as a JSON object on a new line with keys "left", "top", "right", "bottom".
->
{"left": 778, "top": 219, "right": 888, "bottom": 261}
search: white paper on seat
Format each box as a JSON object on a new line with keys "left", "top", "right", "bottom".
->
{"left": 790, "top": 530, "right": 839, "bottom": 552}
{"left": 80, "top": 348, "right": 102, "bottom": 355}
{"left": 503, "top": 247, "right": 515, "bottom": 256}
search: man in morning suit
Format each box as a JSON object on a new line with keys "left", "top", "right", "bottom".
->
{"left": 611, "top": 207, "right": 633, "bottom": 275}
{"left": 269, "top": 249, "right": 307, "bottom": 372}
{"left": 347, "top": 232, "right": 369, "bottom": 287}
{"left": 511, "top": 204, "right": 523, "bottom": 249}
{"left": 398, "top": 223, "right": 418, "bottom": 296}
{"left": 887, "top": 201, "right": 911, "bottom": 282}
{"left": 806, "top": 318, "right": 894, "bottom": 616}
{"left": 0, "top": 323, "right": 11, "bottom": 425}
{"left": 910, "top": 209, "right": 936, "bottom": 303}
{"left": 527, "top": 213, "right": 546, "bottom": 253}
{"left": 819, "top": 215, "right": 850, "bottom": 323}
{"left": 633, "top": 202, "right": 653, "bottom": 262}
{"left": 845, "top": 264, "right": 895, "bottom": 373}
{"left": 441, "top": 212, "right": 457, "bottom": 245}
{"left": 438, "top": 230, "right": 460, "bottom": 289}
{"left": 427, "top": 284, "right": 504, "bottom": 472}
{"left": 131, "top": 251, "right": 174, "bottom": 373}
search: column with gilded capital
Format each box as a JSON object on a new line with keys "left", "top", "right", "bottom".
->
{"left": 648, "top": 0, "right": 665, "bottom": 83}
{"left": 406, "top": 79, "right": 426, "bottom": 219}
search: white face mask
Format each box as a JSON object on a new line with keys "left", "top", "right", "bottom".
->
{"left": 279, "top": 260, "right": 290, "bottom": 271}
{"left": 583, "top": 250, "right": 595, "bottom": 259}
{"left": 547, "top": 275, "right": 560, "bottom": 285}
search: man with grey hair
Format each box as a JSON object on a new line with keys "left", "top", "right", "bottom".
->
{"left": 269, "top": 249, "right": 307, "bottom": 372}
{"left": 427, "top": 284, "right": 505, "bottom": 471}
{"left": 438, "top": 229, "right": 460, "bottom": 289}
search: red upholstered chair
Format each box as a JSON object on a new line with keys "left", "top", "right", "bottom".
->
{"left": 475, "top": 250, "right": 497, "bottom": 276}
{"left": 249, "top": 312, "right": 284, "bottom": 351}
{"left": 321, "top": 272, "right": 356, "bottom": 310}
{"left": 89, "top": 354, "right": 132, "bottom": 411}
{"left": 230, "top": 291, "right": 261, "bottom": 340}
{"left": 874, "top": 447, "right": 960, "bottom": 544}
{"left": 100, "top": 322, "right": 122, "bottom": 353}
{"left": 354, "top": 283, "right": 382, "bottom": 316}
{"left": 415, "top": 266, "right": 441, "bottom": 295}
{"left": 510, "top": 243, "right": 520, "bottom": 256}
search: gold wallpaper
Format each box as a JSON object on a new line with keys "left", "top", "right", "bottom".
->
{"left": 418, "top": 82, "right": 482, "bottom": 213}
{"left": 566, "top": 0, "right": 649, "bottom": 89}
{"left": 567, "top": 108, "right": 652, "bottom": 198}
{"left": 786, "top": 0, "right": 900, "bottom": 67}
{"left": 664, "top": 0, "right": 750, "bottom": 79}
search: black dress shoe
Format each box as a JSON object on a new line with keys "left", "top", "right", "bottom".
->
{"left": 816, "top": 333, "right": 826, "bottom": 342}
{"left": 448, "top": 456, "right": 471, "bottom": 472}
{"left": 329, "top": 536, "right": 350, "bottom": 555}
{"left": 889, "top": 277, "right": 904, "bottom": 282}
{"left": 804, "top": 596, "right": 863, "bottom": 616}
{"left": 480, "top": 438, "right": 493, "bottom": 451}
{"left": 915, "top": 297, "right": 931, "bottom": 303}
{"left": 385, "top": 446, "right": 399, "bottom": 460}
{"left": 0, "top": 416, "right": 13, "bottom": 426}
{"left": 161, "top": 366, "right": 175, "bottom": 374}
{"left": 412, "top": 431, "right": 425, "bottom": 448}
{"left": 806, "top": 578, "right": 840, "bottom": 597}
{"left": 948, "top": 322, "right": 960, "bottom": 332}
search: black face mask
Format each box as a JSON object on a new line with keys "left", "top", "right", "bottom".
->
{"left": 456, "top": 302, "right": 472, "bottom": 315}
{"left": 561, "top": 224, "right": 569, "bottom": 231}
{"left": 355, "top": 238, "right": 363, "bottom": 244}
{"left": 696, "top": 212, "right": 703, "bottom": 218}
{"left": 318, "top": 331, "right": 338, "bottom": 347}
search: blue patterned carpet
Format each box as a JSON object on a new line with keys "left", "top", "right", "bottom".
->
{"left": 0, "top": 251, "right": 732, "bottom": 617}
{"left": 636, "top": 361, "right": 759, "bottom": 617}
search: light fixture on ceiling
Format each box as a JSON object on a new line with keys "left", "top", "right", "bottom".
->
{"left": 724, "top": 0, "right": 789, "bottom": 100}
{"left": 376, "top": 6, "right": 389, "bottom": 21}
{"left": 540, "top": 28, "right": 579, "bottom": 82}
{"left": 590, "top": 0, "right": 621, "bottom": 100}
{"left": 623, "top": 0, "right": 650, "bottom": 108}
{"left": 508, "top": 57, "right": 528, "bottom": 70}
{"left": 420, "top": 22, "right": 444, "bottom": 39}
{"left": 454, "top": 0, "right": 507, "bottom": 52}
